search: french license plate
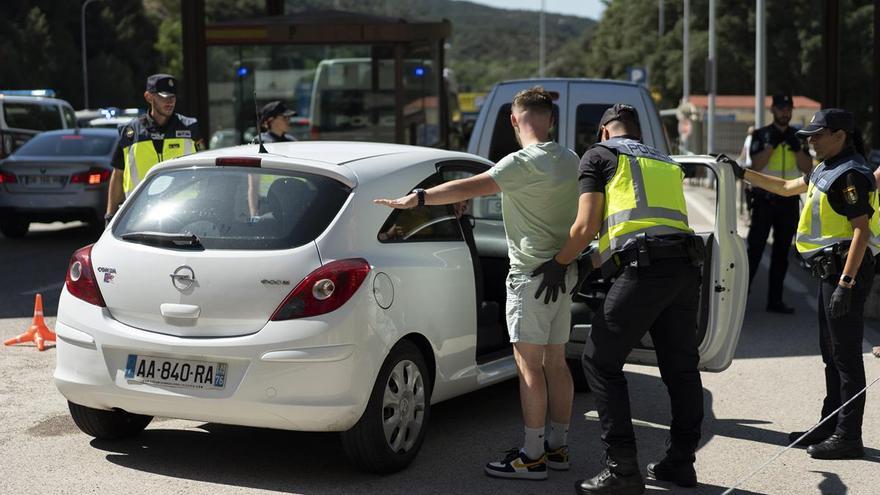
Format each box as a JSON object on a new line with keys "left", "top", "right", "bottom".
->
{"left": 124, "top": 354, "right": 227, "bottom": 389}
{"left": 22, "top": 175, "right": 65, "bottom": 186}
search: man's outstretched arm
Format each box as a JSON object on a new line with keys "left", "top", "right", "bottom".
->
{"left": 374, "top": 172, "right": 501, "bottom": 209}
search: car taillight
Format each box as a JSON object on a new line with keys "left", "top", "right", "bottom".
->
{"left": 65, "top": 244, "right": 106, "bottom": 307}
{"left": 0, "top": 170, "right": 16, "bottom": 183}
{"left": 216, "top": 157, "right": 262, "bottom": 167}
{"left": 70, "top": 168, "right": 111, "bottom": 185}
{"left": 271, "top": 258, "right": 371, "bottom": 321}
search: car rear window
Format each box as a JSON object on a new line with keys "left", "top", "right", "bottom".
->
{"left": 3, "top": 102, "right": 63, "bottom": 131}
{"left": 13, "top": 133, "right": 117, "bottom": 156}
{"left": 113, "top": 168, "right": 351, "bottom": 250}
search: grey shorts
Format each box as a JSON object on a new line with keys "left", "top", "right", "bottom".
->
{"left": 505, "top": 266, "right": 576, "bottom": 345}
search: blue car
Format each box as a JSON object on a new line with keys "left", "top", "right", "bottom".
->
{"left": 0, "top": 128, "right": 119, "bottom": 237}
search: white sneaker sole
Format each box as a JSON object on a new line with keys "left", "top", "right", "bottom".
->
{"left": 484, "top": 466, "right": 548, "bottom": 480}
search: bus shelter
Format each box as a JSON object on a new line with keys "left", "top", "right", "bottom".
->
{"left": 188, "top": 10, "right": 451, "bottom": 149}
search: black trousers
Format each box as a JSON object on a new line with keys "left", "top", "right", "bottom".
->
{"left": 816, "top": 256, "right": 874, "bottom": 439}
{"left": 582, "top": 259, "right": 703, "bottom": 468}
{"left": 747, "top": 192, "right": 800, "bottom": 305}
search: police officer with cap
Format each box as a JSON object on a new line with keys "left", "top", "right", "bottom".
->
{"left": 257, "top": 100, "right": 297, "bottom": 143}
{"left": 725, "top": 108, "right": 879, "bottom": 460}
{"left": 106, "top": 74, "right": 203, "bottom": 222}
{"left": 548, "top": 104, "right": 704, "bottom": 494}
{"left": 745, "top": 93, "right": 813, "bottom": 314}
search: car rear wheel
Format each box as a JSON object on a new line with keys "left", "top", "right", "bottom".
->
{"left": 341, "top": 340, "right": 432, "bottom": 473}
{"left": 68, "top": 401, "right": 153, "bottom": 440}
{"left": 0, "top": 218, "right": 29, "bottom": 238}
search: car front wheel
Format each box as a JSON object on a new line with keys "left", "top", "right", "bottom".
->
{"left": 341, "top": 340, "right": 431, "bottom": 473}
{"left": 68, "top": 401, "right": 153, "bottom": 440}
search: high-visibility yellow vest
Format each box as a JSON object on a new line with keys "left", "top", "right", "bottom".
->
{"left": 763, "top": 142, "right": 802, "bottom": 180}
{"left": 119, "top": 113, "right": 200, "bottom": 194}
{"left": 596, "top": 137, "right": 693, "bottom": 262}
{"left": 795, "top": 156, "right": 880, "bottom": 258}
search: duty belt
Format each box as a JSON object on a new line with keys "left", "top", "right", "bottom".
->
{"left": 801, "top": 242, "right": 874, "bottom": 280}
{"left": 601, "top": 233, "right": 705, "bottom": 278}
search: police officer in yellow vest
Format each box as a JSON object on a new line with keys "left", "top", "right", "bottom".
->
{"left": 545, "top": 104, "right": 704, "bottom": 494}
{"left": 746, "top": 94, "right": 813, "bottom": 314}
{"left": 726, "top": 108, "right": 878, "bottom": 460}
{"left": 106, "top": 74, "right": 203, "bottom": 222}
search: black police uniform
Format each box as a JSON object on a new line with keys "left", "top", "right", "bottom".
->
{"left": 805, "top": 147, "right": 874, "bottom": 443}
{"left": 579, "top": 136, "right": 703, "bottom": 472}
{"left": 747, "top": 123, "right": 809, "bottom": 311}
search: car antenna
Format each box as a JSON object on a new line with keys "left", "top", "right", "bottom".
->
{"left": 253, "top": 87, "right": 267, "bottom": 154}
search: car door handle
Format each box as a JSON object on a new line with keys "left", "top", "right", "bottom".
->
{"left": 160, "top": 303, "right": 201, "bottom": 319}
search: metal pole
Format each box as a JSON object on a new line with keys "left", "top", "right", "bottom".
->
{"left": 755, "top": 0, "right": 765, "bottom": 127}
{"left": 658, "top": 0, "right": 664, "bottom": 36}
{"left": 81, "top": 0, "right": 99, "bottom": 110}
{"left": 823, "top": 0, "right": 840, "bottom": 108}
{"left": 683, "top": 0, "right": 690, "bottom": 103}
{"left": 539, "top": 0, "right": 546, "bottom": 77}
{"left": 707, "top": 0, "right": 716, "bottom": 153}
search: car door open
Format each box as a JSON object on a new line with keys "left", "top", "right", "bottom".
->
{"left": 566, "top": 156, "right": 748, "bottom": 373}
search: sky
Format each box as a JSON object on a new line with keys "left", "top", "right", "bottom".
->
{"left": 465, "top": 0, "right": 606, "bottom": 20}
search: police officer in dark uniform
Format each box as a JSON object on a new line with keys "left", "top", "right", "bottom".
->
{"left": 746, "top": 93, "right": 813, "bottom": 313}
{"left": 106, "top": 74, "right": 203, "bottom": 222}
{"left": 257, "top": 100, "right": 297, "bottom": 143}
{"left": 543, "top": 104, "right": 704, "bottom": 494}
{"left": 727, "top": 109, "right": 878, "bottom": 460}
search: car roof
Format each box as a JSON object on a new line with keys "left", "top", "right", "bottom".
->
{"left": 495, "top": 78, "right": 643, "bottom": 89}
{"left": 32, "top": 128, "right": 120, "bottom": 137}
{"left": 157, "top": 141, "right": 492, "bottom": 188}
{"left": 0, "top": 94, "right": 73, "bottom": 106}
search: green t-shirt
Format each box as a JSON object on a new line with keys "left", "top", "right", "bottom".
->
{"left": 487, "top": 141, "right": 580, "bottom": 274}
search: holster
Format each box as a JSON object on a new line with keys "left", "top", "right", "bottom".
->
{"left": 599, "top": 234, "right": 705, "bottom": 279}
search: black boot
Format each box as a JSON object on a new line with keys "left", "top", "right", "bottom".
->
{"left": 575, "top": 454, "right": 644, "bottom": 495}
{"left": 806, "top": 435, "right": 864, "bottom": 459}
{"left": 647, "top": 457, "right": 697, "bottom": 487}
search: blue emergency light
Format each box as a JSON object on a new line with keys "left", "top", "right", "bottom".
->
{"left": 237, "top": 67, "right": 249, "bottom": 78}
{"left": 414, "top": 67, "right": 426, "bottom": 77}
{"left": 0, "top": 89, "right": 57, "bottom": 97}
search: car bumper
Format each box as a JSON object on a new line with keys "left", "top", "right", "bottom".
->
{"left": 0, "top": 186, "right": 106, "bottom": 222}
{"left": 54, "top": 289, "right": 384, "bottom": 432}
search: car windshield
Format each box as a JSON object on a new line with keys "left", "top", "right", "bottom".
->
{"left": 3, "top": 102, "right": 63, "bottom": 131}
{"left": 13, "top": 133, "right": 117, "bottom": 156}
{"left": 113, "top": 167, "right": 351, "bottom": 250}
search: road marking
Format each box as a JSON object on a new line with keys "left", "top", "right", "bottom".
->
{"left": 19, "top": 282, "right": 64, "bottom": 296}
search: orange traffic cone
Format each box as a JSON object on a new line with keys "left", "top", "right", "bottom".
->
{"left": 4, "top": 294, "right": 56, "bottom": 351}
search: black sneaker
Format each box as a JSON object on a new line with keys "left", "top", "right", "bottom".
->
{"left": 575, "top": 468, "right": 645, "bottom": 495}
{"left": 788, "top": 428, "right": 834, "bottom": 447}
{"left": 807, "top": 435, "right": 864, "bottom": 459}
{"left": 484, "top": 448, "right": 548, "bottom": 480}
{"left": 647, "top": 457, "right": 697, "bottom": 487}
{"left": 544, "top": 441, "right": 570, "bottom": 470}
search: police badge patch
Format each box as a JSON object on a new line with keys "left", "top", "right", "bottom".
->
{"left": 844, "top": 185, "right": 858, "bottom": 204}
{"left": 125, "top": 127, "right": 134, "bottom": 139}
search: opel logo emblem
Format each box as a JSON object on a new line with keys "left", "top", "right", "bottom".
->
{"left": 170, "top": 265, "right": 196, "bottom": 291}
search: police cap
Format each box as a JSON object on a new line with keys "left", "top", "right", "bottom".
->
{"left": 599, "top": 103, "right": 640, "bottom": 128}
{"left": 259, "top": 101, "right": 296, "bottom": 124}
{"left": 796, "top": 108, "right": 854, "bottom": 136}
{"left": 146, "top": 74, "right": 177, "bottom": 98}
{"left": 771, "top": 93, "right": 793, "bottom": 108}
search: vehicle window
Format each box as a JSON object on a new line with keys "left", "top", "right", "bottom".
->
{"left": 114, "top": 168, "right": 351, "bottom": 250}
{"left": 378, "top": 174, "right": 463, "bottom": 243}
{"left": 574, "top": 104, "right": 620, "bottom": 157}
{"left": 488, "top": 103, "right": 559, "bottom": 163}
{"left": 681, "top": 162, "right": 718, "bottom": 234}
{"left": 13, "top": 133, "right": 117, "bottom": 156}
{"left": 441, "top": 169, "right": 502, "bottom": 221}
{"left": 3, "top": 102, "right": 63, "bottom": 131}
{"left": 62, "top": 106, "right": 76, "bottom": 128}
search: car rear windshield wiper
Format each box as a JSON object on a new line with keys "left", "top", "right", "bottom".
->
{"left": 121, "top": 231, "right": 204, "bottom": 249}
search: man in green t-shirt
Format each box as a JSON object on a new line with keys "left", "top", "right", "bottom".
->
{"left": 375, "top": 86, "right": 580, "bottom": 480}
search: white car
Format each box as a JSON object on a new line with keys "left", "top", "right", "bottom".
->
{"left": 54, "top": 142, "right": 747, "bottom": 473}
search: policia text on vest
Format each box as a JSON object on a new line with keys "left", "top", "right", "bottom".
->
{"left": 726, "top": 107, "right": 878, "bottom": 460}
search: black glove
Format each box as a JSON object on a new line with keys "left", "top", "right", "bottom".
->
{"left": 829, "top": 285, "right": 852, "bottom": 319}
{"left": 712, "top": 153, "right": 745, "bottom": 179}
{"left": 765, "top": 127, "right": 784, "bottom": 147}
{"left": 785, "top": 133, "right": 803, "bottom": 152}
{"left": 532, "top": 257, "right": 568, "bottom": 304}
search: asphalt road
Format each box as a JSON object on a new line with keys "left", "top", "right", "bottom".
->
{"left": 2, "top": 192, "right": 880, "bottom": 494}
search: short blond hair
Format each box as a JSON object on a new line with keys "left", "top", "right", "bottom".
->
{"left": 512, "top": 86, "right": 553, "bottom": 114}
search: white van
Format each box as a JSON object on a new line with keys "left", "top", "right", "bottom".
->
{"left": 467, "top": 78, "right": 669, "bottom": 161}
{"left": 0, "top": 94, "right": 77, "bottom": 157}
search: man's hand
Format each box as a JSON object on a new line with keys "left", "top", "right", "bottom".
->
{"left": 373, "top": 193, "right": 418, "bottom": 209}
{"left": 532, "top": 257, "right": 568, "bottom": 304}
{"left": 785, "top": 133, "right": 803, "bottom": 152}
{"left": 765, "top": 127, "right": 783, "bottom": 147}
{"left": 829, "top": 285, "right": 852, "bottom": 318}
{"left": 713, "top": 153, "right": 745, "bottom": 179}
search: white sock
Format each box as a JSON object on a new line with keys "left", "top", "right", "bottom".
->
{"left": 547, "top": 421, "right": 569, "bottom": 450}
{"left": 523, "top": 426, "right": 545, "bottom": 460}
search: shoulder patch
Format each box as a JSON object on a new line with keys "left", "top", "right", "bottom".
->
{"left": 125, "top": 127, "right": 135, "bottom": 139}
{"left": 843, "top": 184, "right": 858, "bottom": 205}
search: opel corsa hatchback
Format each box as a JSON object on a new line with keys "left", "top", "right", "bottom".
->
{"left": 55, "top": 142, "right": 747, "bottom": 473}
